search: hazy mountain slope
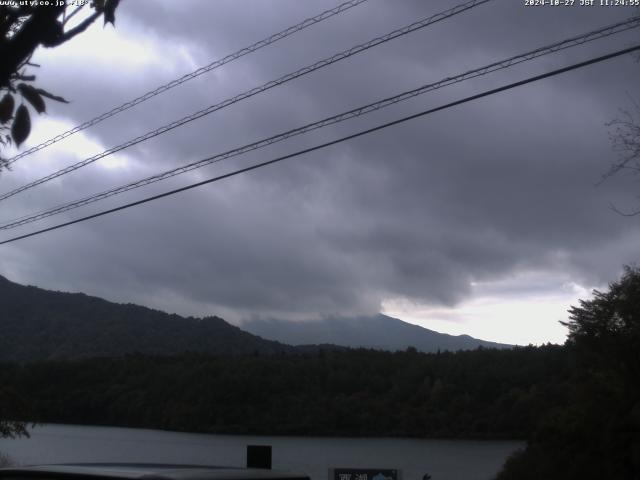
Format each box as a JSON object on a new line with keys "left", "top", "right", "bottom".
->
{"left": 242, "top": 314, "right": 511, "bottom": 352}
{"left": 0, "top": 275, "right": 293, "bottom": 362}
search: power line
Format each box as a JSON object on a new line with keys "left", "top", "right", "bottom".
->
{"left": 0, "top": 0, "right": 491, "bottom": 202}
{"left": 1, "top": 15, "right": 638, "bottom": 231}
{"left": 2, "top": 44, "right": 638, "bottom": 246}
{"left": 4, "top": 0, "right": 370, "bottom": 166}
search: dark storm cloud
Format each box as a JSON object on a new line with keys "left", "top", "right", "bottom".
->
{"left": 1, "top": 0, "right": 639, "bottom": 327}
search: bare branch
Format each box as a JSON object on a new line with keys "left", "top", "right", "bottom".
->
{"left": 601, "top": 99, "right": 640, "bottom": 184}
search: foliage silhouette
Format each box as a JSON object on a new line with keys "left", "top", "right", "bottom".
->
{"left": 0, "top": 0, "right": 119, "bottom": 166}
{"left": 497, "top": 266, "right": 640, "bottom": 480}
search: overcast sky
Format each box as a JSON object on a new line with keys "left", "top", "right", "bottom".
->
{"left": 1, "top": 0, "right": 639, "bottom": 345}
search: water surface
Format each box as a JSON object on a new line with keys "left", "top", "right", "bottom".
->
{"left": 0, "top": 424, "right": 522, "bottom": 480}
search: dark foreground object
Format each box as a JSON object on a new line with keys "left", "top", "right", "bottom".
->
{"left": 0, "top": 464, "right": 310, "bottom": 480}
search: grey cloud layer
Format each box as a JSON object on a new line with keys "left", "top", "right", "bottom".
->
{"left": 1, "top": 0, "right": 639, "bottom": 323}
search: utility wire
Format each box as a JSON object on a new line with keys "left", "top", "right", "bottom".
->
{"left": 0, "top": 0, "right": 491, "bottom": 202}
{"left": 1, "top": 44, "right": 638, "bottom": 246}
{"left": 1, "top": 16, "right": 638, "bottom": 231}
{"left": 4, "top": 0, "right": 370, "bottom": 165}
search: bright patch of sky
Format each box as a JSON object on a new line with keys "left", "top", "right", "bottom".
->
{"left": 383, "top": 271, "right": 594, "bottom": 345}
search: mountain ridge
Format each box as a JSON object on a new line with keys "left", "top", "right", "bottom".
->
{"left": 242, "top": 314, "right": 512, "bottom": 352}
{"left": 0, "top": 274, "right": 294, "bottom": 362}
{"left": 0, "top": 274, "right": 510, "bottom": 363}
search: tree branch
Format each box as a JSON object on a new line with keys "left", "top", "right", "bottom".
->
{"left": 62, "top": 5, "right": 85, "bottom": 26}
{"left": 0, "top": 5, "right": 64, "bottom": 87}
{"left": 44, "top": 10, "right": 100, "bottom": 48}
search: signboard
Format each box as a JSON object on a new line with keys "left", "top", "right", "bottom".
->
{"left": 246, "top": 445, "right": 272, "bottom": 469}
{"left": 330, "top": 468, "right": 401, "bottom": 480}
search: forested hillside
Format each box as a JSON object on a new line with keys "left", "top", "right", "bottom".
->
{"left": 0, "top": 275, "right": 293, "bottom": 362}
{"left": 0, "top": 345, "right": 569, "bottom": 439}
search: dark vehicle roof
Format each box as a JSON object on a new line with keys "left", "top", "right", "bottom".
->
{"left": 0, "top": 464, "right": 309, "bottom": 480}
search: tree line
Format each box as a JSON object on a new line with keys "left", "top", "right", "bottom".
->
{"left": 0, "top": 345, "right": 571, "bottom": 439}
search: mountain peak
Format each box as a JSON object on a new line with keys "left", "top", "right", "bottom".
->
{"left": 242, "top": 314, "right": 512, "bottom": 352}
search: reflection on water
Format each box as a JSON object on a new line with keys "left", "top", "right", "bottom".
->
{"left": 0, "top": 424, "right": 522, "bottom": 480}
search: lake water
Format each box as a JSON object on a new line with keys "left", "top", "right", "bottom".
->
{"left": 0, "top": 424, "right": 522, "bottom": 480}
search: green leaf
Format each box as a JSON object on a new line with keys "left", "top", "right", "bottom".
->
{"left": 0, "top": 93, "right": 14, "bottom": 124}
{"left": 18, "top": 84, "right": 46, "bottom": 114}
{"left": 15, "top": 75, "right": 36, "bottom": 82}
{"left": 103, "top": 0, "right": 120, "bottom": 25}
{"left": 11, "top": 105, "right": 31, "bottom": 147}
{"left": 35, "top": 88, "right": 69, "bottom": 104}
{"left": 91, "top": 0, "right": 106, "bottom": 10}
